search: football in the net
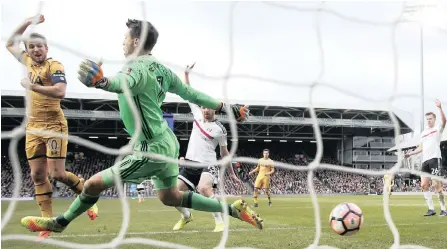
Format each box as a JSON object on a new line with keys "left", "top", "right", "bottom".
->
{"left": 329, "top": 202, "right": 363, "bottom": 236}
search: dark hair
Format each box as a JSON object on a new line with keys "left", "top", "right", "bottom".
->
{"left": 25, "top": 33, "right": 47, "bottom": 49}
{"left": 425, "top": 112, "right": 436, "bottom": 119}
{"left": 126, "top": 19, "right": 159, "bottom": 51}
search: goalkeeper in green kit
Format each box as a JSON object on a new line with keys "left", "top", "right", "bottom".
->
{"left": 20, "top": 19, "right": 263, "bottom": 233}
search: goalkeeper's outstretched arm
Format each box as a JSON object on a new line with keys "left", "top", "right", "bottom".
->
{"left": 169, "top": 72, "right": 249, "bottom": 122}
{"left": 169, "top": 72, "right": 221, "bottom": 110}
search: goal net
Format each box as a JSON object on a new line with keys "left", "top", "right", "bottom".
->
{"left": 2, "top": 1, "right": 447, "bottom": 249}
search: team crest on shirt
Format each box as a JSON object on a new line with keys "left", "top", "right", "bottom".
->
{"left": 126, "top": 68, "right": 132, "bottom": 74}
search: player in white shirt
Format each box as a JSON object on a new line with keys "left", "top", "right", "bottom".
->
{"left": 136, "top": 183, "right": 145, "bottom": 204}
{"left": 405, "top": 99, "right": 446, "bottom": 216}
{"left": 173, "top": 63, "right": 242, "bottom": 232}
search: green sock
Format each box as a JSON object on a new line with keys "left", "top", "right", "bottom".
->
{"left": 181, "top": 192, "right": 233, "bottom": 216}
{"left": 60, "top": 193, "right": 99, "bottom": 224}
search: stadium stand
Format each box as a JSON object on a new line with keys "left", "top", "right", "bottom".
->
{"left": 3, "top": 140, "right": 444, "bottom": 199}
{"left": 2, "top": 97, "right": 445, "bottom": 199}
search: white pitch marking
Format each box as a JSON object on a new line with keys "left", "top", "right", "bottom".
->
{"left": 46, "top": 221, "right": 447, "bottom": 239}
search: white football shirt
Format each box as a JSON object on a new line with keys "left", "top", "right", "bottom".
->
{"left": 420, "top": 123, "right": 444, "bottom": 163}
{"left": 185, "top": 103, "right": 227, "bottom": 164}
{"left": 137, "top": 183, "right": 144, "bottom": 189}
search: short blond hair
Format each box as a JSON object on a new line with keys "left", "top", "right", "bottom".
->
{"left": 25, "top": 33, "right": 47, "bottom": 49}
{"left": 425, "top": 112, "right": 436, "bottom": 119}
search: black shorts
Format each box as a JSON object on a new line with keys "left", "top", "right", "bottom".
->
{"left": 421, "top": 158, "right": 444, "bottom": 177}
{"left": 137, "top": 188, "right": 144, "bottom": 192}
{"left": 178, "top": 159, "right": 219, "bottom": 192}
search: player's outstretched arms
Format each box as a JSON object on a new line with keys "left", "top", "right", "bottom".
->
{"left": 435, "top": 99, "right": 446, "bottom": 129}
{"left": 6, "top": 15, "right": 45, "bottom": 64}
{"left": 169, "top": 74, "right": 249, "bottom": 122}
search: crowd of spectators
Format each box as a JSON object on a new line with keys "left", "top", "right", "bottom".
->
{"left": 4, "top": 147, "right": 444, "bottom": 199}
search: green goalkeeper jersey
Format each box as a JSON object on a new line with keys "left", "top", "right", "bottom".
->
{"left": 104, "top": 54, "right": 220, "bottom": 141}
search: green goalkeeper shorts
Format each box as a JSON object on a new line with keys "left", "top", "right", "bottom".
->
{"left": 100, "top": 128, "right": 180, "bottom": 190}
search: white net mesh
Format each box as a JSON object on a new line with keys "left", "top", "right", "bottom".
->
{"left": 1, "top": 1, "right": 447, "bottom": 249}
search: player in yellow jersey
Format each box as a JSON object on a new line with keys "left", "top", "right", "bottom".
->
{"left": 5, "top": 14, "right": 98, "bottom": 240}
{"left": 249, "top": 149, "right": 275, "bottom": 207}
{"left": 383, "top": 173, "right": 394, "bottom": 198}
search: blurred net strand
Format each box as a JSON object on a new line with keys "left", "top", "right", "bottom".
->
{"left": 1, "top": 1, "right": 447, "bottom": 249}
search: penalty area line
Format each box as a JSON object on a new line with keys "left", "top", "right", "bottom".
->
{"left": 47, "top": 221, "right": 447, "bottom": 238}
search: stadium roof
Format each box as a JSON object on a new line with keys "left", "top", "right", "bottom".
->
{"left": 1, "top": 90, "right": 415, "bottom": 130}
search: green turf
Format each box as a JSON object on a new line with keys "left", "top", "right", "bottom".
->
{"left": 1, "top": 195, "right": 446, "bottom": 249}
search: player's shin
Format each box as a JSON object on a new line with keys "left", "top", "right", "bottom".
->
{"left": 62, "top": 171, "right": 84, "bottom": 194}
{"left": 253, "top": 188, "right": 259, "bottom": 204}
{"left": 266, "top": 189, "right": 272, "bottom": 202}
{"left": 438, "top": 191, "right": 446, "bottom": 211}
{"left": 424, "top": 191, "right": 435, "bottom": 210}
{"left": 57, "top": 192, "right": 100, "bottom": 226}
{"left": 35, "top": 180, "right": 53, "bottom": 217}
{"left": 57, "top": 175, "right": 109, "bottom": 226}
{"left": 180, "top": 192, "right": 233, "bottom": 216}
{"left": 175, "top": 206, "right": 191, "bottom": 219}
{"left": 210, "top": 195, "right": 223, "bottom": 223}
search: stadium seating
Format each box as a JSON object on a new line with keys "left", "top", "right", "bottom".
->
{"left": 3, "top": 147, "right": 443, "bottom": 199}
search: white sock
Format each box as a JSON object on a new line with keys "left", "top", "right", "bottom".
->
{"left": 210, "top": 195, "right": 223, "bottom": 223}
{"left": 424, "top": 191, "right": 435, "bottom": 210}
{"left": 176, "top": 207, "right": 191, "bottom": 219}
{"left": 438, "top": 191, "right": 446, "bottom": 211}
{"left": 137, "top": 193, "right": 142, "bottom": 201}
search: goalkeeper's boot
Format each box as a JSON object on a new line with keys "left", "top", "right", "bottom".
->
{"left": 173, "top": 214, "right": 194, "bottom": 231}
{"left": 21, "top": 216, "right": 66, "bottom": 233}
{"left": 439, "top": 210, "right": 447, "bottom": 216}
{"left": 230, "top": 200, "right": 263, "bottom": 230}
{"left": 213, "top": 222, "right": 224, "bottom": 232}
{"left": 87, "top": 204, "right": 99, "bottom": 220}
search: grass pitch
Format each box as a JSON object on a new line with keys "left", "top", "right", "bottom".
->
{"left": 1, "top": 195, "right": 446, "bottom": 249}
